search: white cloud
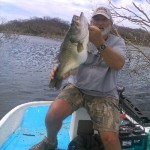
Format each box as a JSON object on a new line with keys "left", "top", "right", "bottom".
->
{"left": 0, "top": 0, "right": 149, "bottom": 29}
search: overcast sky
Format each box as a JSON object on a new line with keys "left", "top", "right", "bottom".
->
{"left": 0, "top": 0, "right": 149, "bottom": 29}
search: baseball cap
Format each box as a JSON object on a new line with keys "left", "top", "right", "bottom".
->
{"left": 92, "top": 7, "right": 112, "bottom": 20}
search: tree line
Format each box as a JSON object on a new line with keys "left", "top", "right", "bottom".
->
{"left": 0, "top": 17, "right": 69, "bottom": 38}
{"left": 112, "top": 26, "right": 150, "bottom": 46}
{"left": 0, "top": 16, "right": 150, "bottom": 46}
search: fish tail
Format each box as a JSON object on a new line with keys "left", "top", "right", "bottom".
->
{"left": 49, "top": 78, "right": 63, "bottom": 89}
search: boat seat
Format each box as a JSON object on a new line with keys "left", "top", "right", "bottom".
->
{"left": 69, "top": 107, "right": 92, "bottom": 141}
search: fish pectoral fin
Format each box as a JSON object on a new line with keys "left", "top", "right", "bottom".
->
{"left": 77, "top": 42, "right": 83, "bottom": 53}
{"left": 70, "top": 67, "right": 79, "bottom": 75}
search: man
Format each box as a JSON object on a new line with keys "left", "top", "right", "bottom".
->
{"left": 30, "top": 7, "right": 126, "bottom": 150}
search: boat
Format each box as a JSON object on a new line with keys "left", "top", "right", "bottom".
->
{"left": 0, "top": 93, "right": 150, "bottom": 150}
{"left": 0, "top": 101, "right": 75, "bottom": 150}
{"left": 0, "top": 101, "right": 91, "bottom": 150}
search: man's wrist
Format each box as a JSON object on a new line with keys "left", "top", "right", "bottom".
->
{"left": 97, "top": 42, "right": 107, "bottom": 54}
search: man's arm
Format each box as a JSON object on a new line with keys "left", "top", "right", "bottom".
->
{"left": 89, "top": 26, "right": 125, "bottom": 70}
{"left": 101, "top": 46, "right": 125, "bottom": 70}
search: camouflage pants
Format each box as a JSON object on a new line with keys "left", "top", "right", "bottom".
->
{"left": 56, "top": 84, "right": 120, "bottom": 133}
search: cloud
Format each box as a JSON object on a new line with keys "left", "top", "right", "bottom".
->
{"left": 0, "top": 0, "right": 149, "bottom": 29}
{"left": 0, "top": 0, "right": 88, "bottom": 21}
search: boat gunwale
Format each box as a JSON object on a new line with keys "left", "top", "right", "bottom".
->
{"left": 0, "top": 101, "right": 52, "bottom": 147}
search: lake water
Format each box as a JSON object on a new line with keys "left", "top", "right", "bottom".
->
{"left": 0, "top": 35, "right": 150, "bottom": 119}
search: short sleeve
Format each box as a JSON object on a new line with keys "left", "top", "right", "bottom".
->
{"left": 107, "top": 34, "right": 126, "bottom": 58}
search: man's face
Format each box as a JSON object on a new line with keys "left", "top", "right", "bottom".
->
{"left": 91, "top": 15, "right": 112, "bottom": 36}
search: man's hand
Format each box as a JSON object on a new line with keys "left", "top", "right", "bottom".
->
{"left": 50, "top": 66, "right": 78, "bottom": 80}
{"left": 50, "top": 66, "right": 57, "bottom": 80}
{"left": 89, "top": 26, "right": 105, "bottom": 47}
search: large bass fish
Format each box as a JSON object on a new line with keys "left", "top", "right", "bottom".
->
{"left": 49, "top": 12, "right": 89, "bottom": 89}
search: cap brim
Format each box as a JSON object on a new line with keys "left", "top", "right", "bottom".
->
{"left": 92, "top": 13, "right": 110, "bottom": 19}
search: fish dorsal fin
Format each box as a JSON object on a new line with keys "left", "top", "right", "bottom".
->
{"left": 77, "top": 42, "right": 83, "bottom": 53}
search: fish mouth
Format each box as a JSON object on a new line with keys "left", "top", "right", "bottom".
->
{"left": 72, "top": 15, "right": 80, "bottom": 24}
{"left": 72, "top": 15, "right": 78, "bottom": 20}
{"left": 73, "top": 12, "right": 84, "bottom": 21}
{"left": 72, "top": 12, "right": 85, "bottom": 24}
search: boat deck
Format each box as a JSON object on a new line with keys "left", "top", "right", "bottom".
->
{"left": 1, "top": 103, "right": 150, "bottom": 150}
{"left": 1, "top": 105, "right": 71, "bottom": 150}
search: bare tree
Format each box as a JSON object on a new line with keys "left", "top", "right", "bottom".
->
{"left": 108, "top": 0, "right": 150, "bottom": 78}
{"left": 0, "top": 17, "right": 19, "bottom": 47}
{"left": 108, "top": 0, "right": 150, "bottom": 30}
